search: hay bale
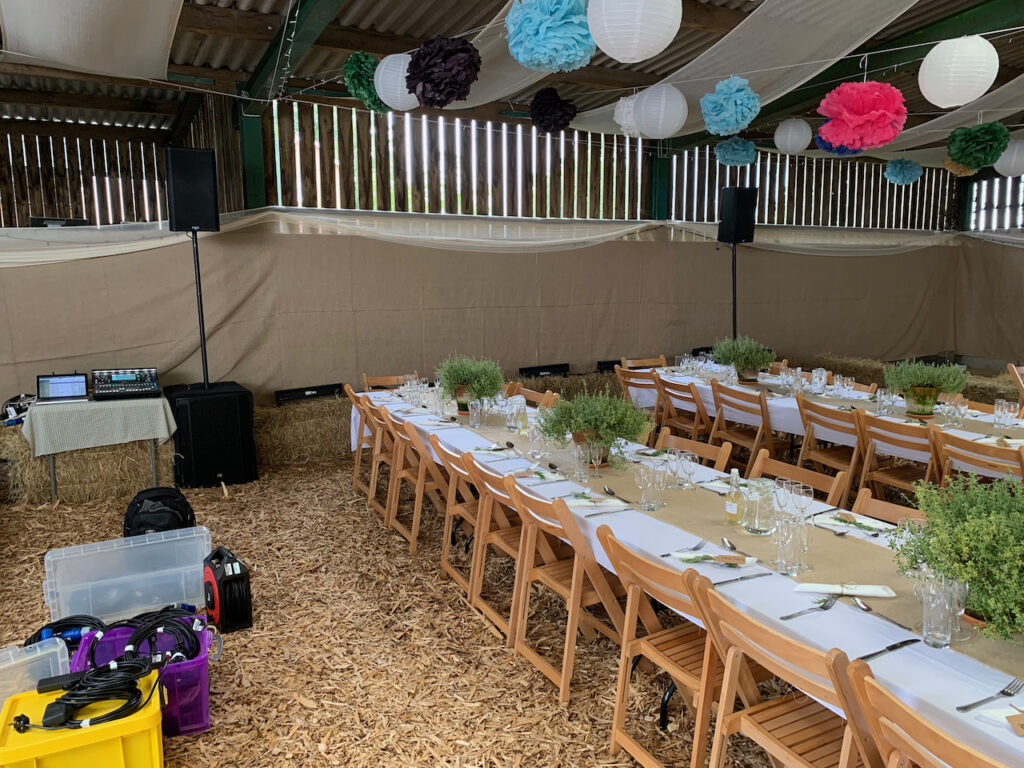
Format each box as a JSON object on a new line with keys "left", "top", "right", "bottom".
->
{"left": 0, "top": 426, "right": 174, "bottom": 504}
{"left": 253, "top": 396, "right": 352, "bottom": 467}
{"left": 519, "top": 371, "right": 619, "bottom": 401}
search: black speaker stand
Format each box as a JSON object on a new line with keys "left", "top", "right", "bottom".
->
{"left": 731, "top": 241, "right": 738, "bottom": 339}
{"left": 189, "top": 227, "right": 211, "bottom": 388}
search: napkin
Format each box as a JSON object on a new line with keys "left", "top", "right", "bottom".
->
{"left": 977, "top": 707, "right": 1023, "bottom": 732}
{"left": 518, "top": 468, "right": 566, "bottom": 483}
{"left": 794, "top": 583, "right": 896, "bottom": 598}
{"left": 672, "top": 553, "right": 757, "bottom": 567}
{"left": 565, "top": 496, "right": 628, "bottom": 511}
{"left": 975, "top": 437, "right": 1024, "bottom": 447}
{"left": 702, "top": 479, "right": 745, "bottom": 495}
{"left": 818, "top": 512, "right": 893, "bottom": 532}
{"left": 473, "top": 445, "right": 515, "bottom": 458}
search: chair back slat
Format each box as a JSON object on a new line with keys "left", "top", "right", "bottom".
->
{"left": 517, "top": 387, "right": 559, "bottom": 409}
{"left": 797, "top": 395, "right": 859, "bottom": 445}
{"left": 749, "top": 449, "right": 848, "bottom": 506}
{"left": 430, "top": 435, "right": 473, "bottom": 484}
{"left": 857, "top": 411, "right": 932, "bottom": 456}
{"left": 362, "top": 371, "right": 418, "bottom": 390}
{"left": 654, "top": 428, "right": 732, "bottom": 471}
{"left": 615, "top": 365, "right": 659, "bottom": 407}
{"left": 850, "top": 488, "right": 923, "bottom": 524}
{"left": 711, "top": 380, "right": 769, "bottom": 426}
{"left": 935, "top": 428, "right": 1024, "bottom": 480}
{"left": 655, "top": 375, "right": 709, "bottom": 427}
{"left": 463, "top": 453, "right": 516, "bottom": 508}
{"left": 621, "top": 355, "right": 666, "bottom": 369}
{"left": 403, "top": 422, "right": 449, "bottom": 490}
{"left": 1008, "top": 363, "right": 1024, "bottom": 415}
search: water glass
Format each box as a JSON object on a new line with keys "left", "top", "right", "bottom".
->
{"left": 665, "top": 449, "right": 683, "bottom": 490}
{"left": 634, "top": 463, "right": 656, "bottom": 512}
{"left": 773, "top": 514, "right": 802, "bottom": 576}
{"left": 585, "top": 441, "right": 603, "bottom": 479}
{"left": 952, "top": 398, "right": 968, "bottom": 429}
{"left": 571, "top": 442, "right": 589, "bottom": 482}
{"left": 678, "top": 451, "right": 698, "bottom": 490}
{"left": 651, "top": 464, "right": 669, "bottom": 508}
{"left": 504, "top": 403, "right": 522, "bottom": 431}
{"left": 468, "top": 400, "right": 483, "bottom": 428}
{"left": 921, "top": 575, "right": 954, "bottom": 649}
{"left": 674, "top": 355, "right": 685, "bottom": 368}
{"left": 875, "top": 388, "right": 891, "bottom": 416}
{"left": 811, "top": 368, "right": 827, "bottom": 395}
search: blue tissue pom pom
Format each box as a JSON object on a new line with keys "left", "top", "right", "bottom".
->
{"left": 506, "top": 0, "right": 595, "bottom": 73}
{"left": 700, "top": 76, "right": 761, "bottom": 136}
{"left": 715, "top": 137, "right": 757, "bottom": 167}
{"left": 814, "top": 120, "right": 863, "bottom": 156}
{"left": 884, "top": 158, "right": 924, "bottom": 185}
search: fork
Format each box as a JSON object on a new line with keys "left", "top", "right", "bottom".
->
{"left": 659, "top": 539, "right": 707, "bottom": 558}
{"left": 955, "top": 678, "right": 1024, "bottom": 713}
{"left": 780, "top": 595, "right": 838, "bottom": 621}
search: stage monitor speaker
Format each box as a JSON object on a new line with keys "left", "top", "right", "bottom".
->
{"left": 164, "top": 382, "right": 257, "bottom": 488}
{"left": 166, "top": 147, "right": 220, "bottom": 232}
{"left": 717, "top": 186, "right": 758, "bottom": 244}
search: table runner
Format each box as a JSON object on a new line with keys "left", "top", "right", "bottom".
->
{"left": 22, "top": 397, "right": 177, "bottom": 457}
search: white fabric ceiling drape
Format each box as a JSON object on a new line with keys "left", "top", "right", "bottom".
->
{"left": 0, "top": 0, "right": 181, "bottom": 79}
{"left": 572, "top": 0, "right": 918, "bottom": 137}
{"left": 0, "top": 208, "right": 972, "bottom": 267}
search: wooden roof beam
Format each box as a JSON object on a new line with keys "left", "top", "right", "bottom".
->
{"left": 0, "top": 88, "right": 180, "bottom": 115}
{"left": 679, "top": 3, "right": 747, "bottom": 35}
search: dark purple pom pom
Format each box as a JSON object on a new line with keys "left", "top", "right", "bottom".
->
{"left": 529, "top": 87, "right": 578, "bottom": 134}
{"left": 406, "top": 36, "right": 482, "bottom": 109}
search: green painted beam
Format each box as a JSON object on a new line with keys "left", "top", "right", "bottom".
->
{"left": 237, "top": 108, "right": 267, "bottom": 208}
{"left": 647, "top": 146, "right": 671, "bottom": 219}
{"left": 667, "top": 0, "right": 1024, "bottom": 152}
{"left": 241, "top": 0, "right": 348, "bottom": 117}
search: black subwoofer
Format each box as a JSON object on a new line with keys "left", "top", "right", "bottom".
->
{"left": 164, "top": 382, "right": 257, "bottom": 488}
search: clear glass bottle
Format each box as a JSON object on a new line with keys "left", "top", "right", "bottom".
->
{"left": 725, "top": 468, "right": 744, "bottom": 524}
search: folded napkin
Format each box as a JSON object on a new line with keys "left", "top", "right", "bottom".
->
{"left": 818, "top": 511, "right": 893, "bottom": 532}
{"left": 517, "top": 468, "right": 566, "bottom": 483}
{"left": 977, "top": 707, "right": 1024, "bottom": 732}
{"left": 672, "top": 553, "right": 757, "bottom": 568}
{"left": 794, "top": 583, "right": 896, "bottom": 598}
{"left": 702, "top": 479, "right": 745, "bottom": 495}
{"left": 473, "top": 445, "right": 514, "bottom": 457}
{"left": 975, "top": 437, "right": 1024, "bottom": 447}
{"left": 565, "top": 496, "right": 628, "bottom": 511}
{"left": 631, "top": 448, "right": 668, "bottom": 460}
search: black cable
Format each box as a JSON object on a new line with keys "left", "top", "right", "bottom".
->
{"left": 88, "top": 606, "right": 200, "bottom": 669}
{"left": 24, "top": 615, "right": 107, "bottom": 651}
{"left": 121, "top": 616, "right": 200, "bottom": 665}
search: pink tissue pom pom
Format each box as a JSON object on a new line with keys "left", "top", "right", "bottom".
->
{"left": 817, "top": 81, "right": 907, "bottom": 150}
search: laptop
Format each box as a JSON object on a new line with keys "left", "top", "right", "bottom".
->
{"left": 35, "top": 373, "right": 89, "bottom": 404}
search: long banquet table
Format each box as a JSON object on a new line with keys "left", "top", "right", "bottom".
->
{"left": 350, "top": 389, "right": 1024, "bottom": 765}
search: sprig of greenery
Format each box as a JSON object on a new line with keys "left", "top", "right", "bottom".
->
{"left": 711, "top": 336, "right": 776, "bottom": 374}
{"left": 826, "top": 515, "right": 882, "bottom": 533}
{"left": 883, "top": 360, "right": 969, "bottom": 394}
{"left": 891, "top": 476, "right": 1024, "bottom": 639}
{"left": 436, "top": 355, "right": 505, "bottom": 402}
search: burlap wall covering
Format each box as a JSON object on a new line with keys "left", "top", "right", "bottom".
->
{"left": 0, "top": 222, "right": 968, "bottom": 402}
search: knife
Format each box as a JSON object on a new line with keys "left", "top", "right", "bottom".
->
{"left": 855, "top": 638, "right": 921, "bottom": 662}
{"left": 713, "top": 572, "right": 772, "bottom": 587}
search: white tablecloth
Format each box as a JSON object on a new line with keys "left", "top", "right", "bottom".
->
{"left": 352, "top": 391, "right": 1023, "bottom": 765}
{"left": 22, "top": 397, "right": 176, "bottom": 457}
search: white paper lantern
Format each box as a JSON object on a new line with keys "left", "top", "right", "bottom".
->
{"left": 633, "top": 84, "right": 687, "bottom": 139}
{"left": 587, "top": 0, "right": 682, "bottom": 64}
{"left": 918, "top": 35, "right": 999, "bottom": 109}
{"left": 995, "top": 140, "right": 1024, "bottom": 177}
{"left": 773, "top": 119, "right": 812, "bottom": 154}
{"left": 373, "top": 53, "right": 418, "bottom": 111}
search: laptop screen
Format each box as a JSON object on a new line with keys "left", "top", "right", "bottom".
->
{"left": 38, "top": 374, "right": 87, "bottom": 399}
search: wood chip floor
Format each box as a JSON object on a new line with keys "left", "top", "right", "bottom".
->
{"left": 0, "top": 459, "right": 773, "bottom": 767}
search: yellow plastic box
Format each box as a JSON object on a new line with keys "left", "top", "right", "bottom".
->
{"left": 0, "top": 671, "right": 163, "bottom": 768}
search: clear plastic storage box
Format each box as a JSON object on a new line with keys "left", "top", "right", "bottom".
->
{"left": 43, "top": 527, "right": 211, "bottom": 623}
{"left": 0, "top": 638, "right": 69, "bottom": 707}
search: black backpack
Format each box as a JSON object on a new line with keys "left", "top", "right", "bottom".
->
{"left": 124, "top": 487, "right": 196, "bottom": 537}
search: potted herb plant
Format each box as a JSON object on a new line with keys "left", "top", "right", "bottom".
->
{"left": 536, "top": 390, "right": 653, "bottom": 466}
{"left": 436, "top": 355, "right": 505, "bottom": 413}
{"left": 883, "top": 360, "right": 969, "bottom": 416}
{"left": 711, "top": 336, "right": 776, "bottom": 382}
{"left": 892, "top": 476, "right": 1024, "bottom": 639}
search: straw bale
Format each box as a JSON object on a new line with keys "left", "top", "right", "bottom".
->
{"left": 0, "top": 427, "right": 173, "bottom": 504}
{"left": 254, "top": 396, "right": 352, "bottom": 467}
{"left": 519, "top": 372, "right": 619, "bottom": 401}
{"left": 0, "top": 459, "right": 773, "bottom": 768}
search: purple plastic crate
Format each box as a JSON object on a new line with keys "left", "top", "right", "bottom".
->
{"left": 70, "top": 616, "right": 211, "bottom": 737}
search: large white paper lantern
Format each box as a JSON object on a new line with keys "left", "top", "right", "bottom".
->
{"left": 918, "top": 36, "right": 999, "bottom": 109}
{"left": 587, "top": 0, "right": 682, "bottom": 64}
{"left": 373, "top": 53, "right": 418, "bottom": 111}
{"left": 633, "top": 83, "right": 687, "bottom": 138}
{"left": 774, "top": 119, "right": 813, "bottom": 154}
{"left": 995, "top": 140, "right": 1024, "bottom": 177}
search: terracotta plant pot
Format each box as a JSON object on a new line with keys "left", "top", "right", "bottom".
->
{"left": 738, "top": 370, "right": 760, "bottom": 383}
{"left": 962, "top": 611, "right": 988, "bottom": 630}
{"left": 904, "top": 386, "right": 939, "bottom": 416}
{"left": 571, "top": 430, "right": 609, "bottom": 467}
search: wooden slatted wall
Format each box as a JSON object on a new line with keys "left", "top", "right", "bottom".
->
{"left": 0, "top": 131, "right": 167, "bottom": 227}
{"left": 966, "top": 174, "right": 1024, "bottom": 231}
{"left": 182, "top": 95, "right": 245, "bottom": 214}
{"left": 264, "top": 102, "right": 651, "bottom": 219}
{"left": 670, "top": 148, "right": 958, "bottom": 231}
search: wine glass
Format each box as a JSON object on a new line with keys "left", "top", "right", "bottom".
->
{"left": 634, "top": 463, "right": 655, "bottom": 511}
{"left": 665, "top": 449, "right": 682, "bottom": 490}
{"left": 652, "top": 464, "right": 669, "bottom": 508}
{"left": 773, "top": 478, "right": 792, "bottom": 516}
{"left": 678, "top": 451, "right": 697, "bottom": 491}
{"left": 950, "top": 580, "right": 971, "bottom": 642}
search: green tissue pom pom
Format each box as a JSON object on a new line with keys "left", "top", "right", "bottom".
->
{"left": 343, "top": 51, "right": 389, "bottom": 114}
{"left": 948, "top": 122, "right": 1010, "bottom": 170}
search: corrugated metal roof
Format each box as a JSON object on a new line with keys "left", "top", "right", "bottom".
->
{"left": 0, "top": 109, "right": 172, "bottom": 131}
{"left": 871, "top": 0, "right": 990, "bottom": 41}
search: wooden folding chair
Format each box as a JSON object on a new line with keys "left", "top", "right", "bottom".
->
{"left": 517, "top": 386, "right": 559, "bottom": 409}
{"left": 932, "top": 426, "right": 1024, "bottom": 484}
{"left": 1008, "top": 363, "right": 1024, "bottom": 415}
{"left": 616, "top": 365, "right": 661, "bottom": 445}
{"left": 504, "top": 478, "right": 640, "bottom": 704}
{"left": 654, "top": 427, "right": 732, "bottom": 471}
{"left": 362, "top": 370, "right": 418, "bottom": 390}
{"left": 429, "top": 435, "right": 481, "bottom": 593}
{"left": 850, "top": 488, "right": 923, "bottom": 525}
{"left": 345, "top": 384, "right": 373, "bottom": 496}
{"left": 846, "top": 659, "right": 1010, "bottom": 768}
{"left": 854, "top": 411, "right": 940, "bottom": 498}
{"left": 749, "top": 448, "right": 849, "bottom": 507}
{"left": 848, "top": 380, "right": 878, "bottom": 395}
{"left": 363, "top": 401, "right": 396, "bottom": 519}
{"left": 768, "top": 359, "right": 789, "bottom": 375}
{"left": 380, "top": 410, "right": 449, "bottom": 553}
{"left": 622, "top": 354, "right": 667, "bottom": 369}
{"left": 654, "top": 374, "right": 710, "bottom": 440}
{"left": 795, "top": 395, "right": 862, "bottom": 507}
{"left": 596, "top": 529, "right": 772, "bottom": 768}
{"left": 695, "top": 578, "right": 875, "bottom": 768}
{"left": 709, "top": 380, "right": 776, "bottom": 477}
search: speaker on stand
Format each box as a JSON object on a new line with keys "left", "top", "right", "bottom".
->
{"left": 164, "top": 148, "right": 257, "bottom": 488}
{"left": 717, "top": 187, "right": 758, "bottom": 339}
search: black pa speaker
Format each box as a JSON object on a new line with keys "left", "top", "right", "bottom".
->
{"left": 717, "top": 186, "right": 758, "bottom": 244}
{"left": 165, "top": 147, "right": 220, "bottom": 232}
{"left": 163, "top": 382, "right": 257, "bottom": 488}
